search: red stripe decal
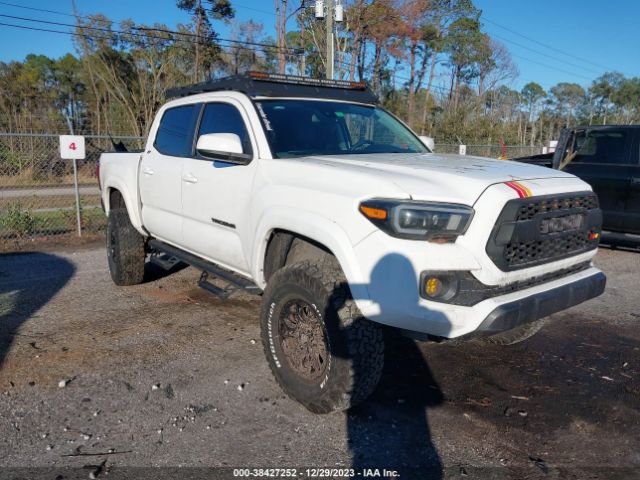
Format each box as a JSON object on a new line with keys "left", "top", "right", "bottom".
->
{"left": 505, "top": 181, "right": 526, "bottom": 198}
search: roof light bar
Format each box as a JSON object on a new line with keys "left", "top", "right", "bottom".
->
{"left": 166, "top": 73, "right": 378, "bottom": 104}
{"left": 247, "top": 71, "right": 367, "bottom": 90}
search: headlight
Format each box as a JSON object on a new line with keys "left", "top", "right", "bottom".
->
{"left": 359, "top": 199, "right": 474, "bottom": 242}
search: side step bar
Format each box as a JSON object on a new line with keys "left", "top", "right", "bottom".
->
{"left": 148, "top": 239, "right": 262, "bottom": 299}
{"left": 149, "top": 252, "right": 181, "bottom": 271}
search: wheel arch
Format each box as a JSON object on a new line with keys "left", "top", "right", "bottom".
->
{"left": 251, "top": 211, "right": 370, "bottom": 303}
{"left": 263, "top": 229, "right": 333, "bottom": 283}
{"left": 108, "top": 188, "right": 127, "bottom": 210}
{"left": 102, "top": 181, "right": 144, "bottom": 234}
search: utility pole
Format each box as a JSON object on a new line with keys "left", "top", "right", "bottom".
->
{"left": 325, "top": 0, "right": 334, "bottom": 79}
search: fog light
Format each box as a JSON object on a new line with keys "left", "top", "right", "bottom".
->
{"left": 420, "top": 272, "right": 459, "bottom": 302}
{"left": 425, "top": 277, "right": 443, "bottom": 296}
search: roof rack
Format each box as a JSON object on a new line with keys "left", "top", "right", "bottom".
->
{"left": 166, "top": 71, "right": 379, "bottom": 104}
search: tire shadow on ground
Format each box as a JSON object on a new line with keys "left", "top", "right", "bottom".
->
{"left": 347, "top": 332, "right": 443, "bottom": 477}
{"left": 342, "top": 253, "right": 444, "bottom": 477}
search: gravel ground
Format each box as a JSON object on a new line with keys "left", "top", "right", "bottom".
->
{"left": 0, "top": 244, "right": 638, "bottom": 479}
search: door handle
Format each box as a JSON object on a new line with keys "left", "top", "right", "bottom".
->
{"left": 182, "top": 173, "right": 198, "bottom": 184}
{"left": 142, "top": 167, "right": 155, "bottom": 175}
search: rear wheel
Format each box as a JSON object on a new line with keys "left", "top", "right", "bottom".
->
{"left": 260, "top": 257, "right": 384, "bottom": 414}
{"left": 106, "top": 208, "right": 145, "bottom": 286}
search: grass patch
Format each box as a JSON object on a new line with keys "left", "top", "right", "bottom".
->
{"left": 0, "top": 195, "right": 101, "bottom": 211}
{"left": 1, "top": 203, "right": 105, "bottom": 239}
{"left": 0, "top": 165, "right": 98, "bottom": 188}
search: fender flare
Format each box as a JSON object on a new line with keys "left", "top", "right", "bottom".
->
{"left": 102, "top": 180, "right": 144, "bottom": 234}
{"left": 250, "top": 207, "right": 371, "bottom": 303}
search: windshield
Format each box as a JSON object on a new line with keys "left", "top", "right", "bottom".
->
{"left": 254, "top": 99, "right": 429, "bottom": 159}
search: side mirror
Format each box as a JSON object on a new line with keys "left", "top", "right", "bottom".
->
{"left": 419, "top": 136, "right": 435, "bottom": 152}
{"left": 196, "top": 133, "right": 251, "bottom": 164}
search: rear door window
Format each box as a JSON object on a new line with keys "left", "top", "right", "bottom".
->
{"left": 572, "top": 129, "right": 632, "bottom": 165}
{"left": 154, "top": 104, "right": 200, "bottom": 157}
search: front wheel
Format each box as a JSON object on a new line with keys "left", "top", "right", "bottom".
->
{"left": 480, "top": 318, "right": 547, "bottom": 345}
{"left": 260, "top": 258, "right": 384, "bottom": 414}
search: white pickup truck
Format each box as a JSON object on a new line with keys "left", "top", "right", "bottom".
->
{"left": 99, "top": 72, "right": 606, "bottom": 413}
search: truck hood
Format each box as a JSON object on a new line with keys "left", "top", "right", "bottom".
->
{"left": 301, "top": 152, "right": 574, "bottom": 204}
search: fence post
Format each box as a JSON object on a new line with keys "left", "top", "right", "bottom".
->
{"left": 60, "top": 126, "right": 84, "bottom": 238}
{"left": 73, "top": 158, "right": 82, "bottom": 237}
{"left": 64, "top": 119, "right": 83, "bottom": 237}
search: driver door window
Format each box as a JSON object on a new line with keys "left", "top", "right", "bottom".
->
{"left": 196, "top": 103, "right": 253, "bottom": 157}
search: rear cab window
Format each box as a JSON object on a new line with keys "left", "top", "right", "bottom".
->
{"left": 154, "top": 104, "right": 200, "bottom": 157}
{"left": 571, "top": 129, "right": 632, "bottom": 165}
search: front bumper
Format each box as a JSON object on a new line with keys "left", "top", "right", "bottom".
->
{"left": 354, "top": 261, "right": 606, "bottom": 339}
{"left": 471, "top": 269, "right": 606, "bottom": 336}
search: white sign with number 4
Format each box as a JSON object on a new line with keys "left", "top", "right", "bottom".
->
{"left": 59, "top": 135, "right": 86, "bottom": 160}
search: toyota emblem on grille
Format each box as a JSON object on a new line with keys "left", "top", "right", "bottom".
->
{"left": 540, "top": 214, "right": 584, "bottom": 234}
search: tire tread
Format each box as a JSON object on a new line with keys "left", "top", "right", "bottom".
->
{"left": 107, "top": 208, "right": 145, "bottom": 286}
{"left": 261, "top": 256, "right": 384, "bottom": 413}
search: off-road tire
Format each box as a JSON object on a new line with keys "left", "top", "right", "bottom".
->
{"left": 260, "top": 257, "right": 384, "bottom": 414}
{"left": 106, "top": 208, "right": 145, "bottom": 286}
{"left": 481, "top": 319, "right": 547, "bottom": 345}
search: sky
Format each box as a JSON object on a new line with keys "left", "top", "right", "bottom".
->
{"left": 0, "top": 0, "right": 638, "bottom": 93}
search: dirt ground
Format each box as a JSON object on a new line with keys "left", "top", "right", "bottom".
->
{"left": 0, "top": 243, "right": 638, "bottom": 480}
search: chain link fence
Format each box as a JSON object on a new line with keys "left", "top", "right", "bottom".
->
{"left": 0, "top": 133, "right": 144, "bottom": 244}
{"left": 434, "top": 144, "right": 544, "bottom": 158}
{"left": 1, "top": 133, "right": 544, "bottom": 248}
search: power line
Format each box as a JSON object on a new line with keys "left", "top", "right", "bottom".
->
{"left": 487, "top": 31, "right": 602, "bottom": 77}
{"left": 0, "top": 20, "right": 290, "bottom": 59}
{"left": 0, "top": 0, "right": 280, "bottom": 21}
{"left": 0, "top": 12, "right": 300, "bottom": 53}
{"left": 508, "top": 52, "right": 593, "bottom": 82}
{"left": 136, "top": 25, "right": 294, "bottom": 52}
{"left": 480, "top": 15, "right": 616, "bottom": 73}
{"left": 0, "top": 0, "right": 76, "bottom": 18}
{"left": 233, "top": 2, "right": 278, "bottom": 17}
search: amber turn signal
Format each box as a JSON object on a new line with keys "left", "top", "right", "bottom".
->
{"left": 359, "top": 205, "right": 387, "bottom": 220}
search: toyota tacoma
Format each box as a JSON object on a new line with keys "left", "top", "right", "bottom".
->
{"left": 98, "top": 72, "right": 606, "bottom": 413}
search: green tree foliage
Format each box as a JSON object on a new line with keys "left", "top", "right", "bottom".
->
{"left": 0, "top": 0, "right": 638, "bottom": 150}
{"left": 74, "top": 15, "right": 192, "bottom": 136}
{"left": 222, "top": 21, "right": 275, "bottom": 75}
{"left": 550, "top": 82, "right": 586, "bottom": 125}
{"left": 176, "top": 0, "right": 235, "bottom": 82}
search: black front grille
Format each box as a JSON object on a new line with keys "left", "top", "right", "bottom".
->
{"left": 515, "top": 195, "right": 599, "bottom": 221}
{"left": 486, "top": 192, "right": 602, "bottom": 271}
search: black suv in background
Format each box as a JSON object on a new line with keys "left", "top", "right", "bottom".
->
{"left": 515, "top": 125, "right": 640, "bottom": 246}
